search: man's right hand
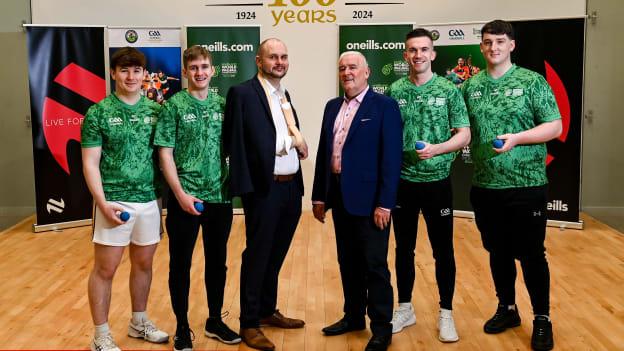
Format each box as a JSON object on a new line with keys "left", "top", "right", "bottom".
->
{"left": 176, "top": 192, "right": 203, "bottom": 216}
{"left": 98, "top": 201, "right": 126, "bottom": 225}
{"left": 313, "top": 203, "right": 325, "bottom": 223}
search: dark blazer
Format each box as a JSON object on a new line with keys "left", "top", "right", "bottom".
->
{"left": 312, "top": 88, "right": 402, "bottom": 216}
{"left": 224, "top": 76, "right": 304, "bottom": 197}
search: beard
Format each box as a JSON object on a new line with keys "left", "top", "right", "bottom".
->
{"left": 261, "top": 65, "right": 287, "bottom": 79}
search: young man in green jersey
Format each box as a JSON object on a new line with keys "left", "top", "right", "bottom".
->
{"left": 81, "top": 47, "right": 168, "bottom": 351}
{"left": 386, "top": 28, "right": 470, "bottom": 342}
{"left": 461, "top": 20, "right": 562, "bottom": 351}
{"left": 154, "top": 45, "right": 240, "bottom": 351}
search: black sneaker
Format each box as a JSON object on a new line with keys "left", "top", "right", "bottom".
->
{"left": 531, "top": 316, "right": 554, "bottom": 351}
{"left": 484, "top": 304, "right": 521, "bottom": 334}
{"left": 205, "top": 318, "right": 242, "bottom": 345}
{"left": 174, "top": 324, "right": 194, "bottom": 351}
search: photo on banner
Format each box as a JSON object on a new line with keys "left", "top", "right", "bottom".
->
{"left": 26, "top": 26, "right": 105, "bottom": 231}
{"left": 426, "top": 19, "right": 584, "bottom": 225}
{"left": 108, "top": 28, "right": 182, "bottom": 104}
{"left": 186, "top": 26, "right": 260, "bottom": 211}
{"left": 338, "top": 24, "right": 413, "bottom": 95}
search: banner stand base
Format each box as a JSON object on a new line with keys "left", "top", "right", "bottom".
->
{"left": 453, "top": 210, "right": 584, "bottom": 230}
{"left": 33, "top": 219, "right": 92, "bottom": 233}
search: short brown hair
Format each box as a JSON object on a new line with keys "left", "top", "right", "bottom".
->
{"left": 183, "top": 45, "right": 213, "bottom": 68}
{"left": 481, "top": 20, "right": 515, "bottom": 40}
{"left": 110, "top": 47, "right": 146, "bottom": 69}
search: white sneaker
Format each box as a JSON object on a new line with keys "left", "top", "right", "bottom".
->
{"left": 128, "top": 318, "right": 169, "bottom": 343}
{"left": 391, "top": 303, "right": 416, "bottom": 333}
{"left": 91, "top": 333, "right": 121, "bottom": 351}
{"left": 438, "top": 308, "right": 459, "bottom": 342}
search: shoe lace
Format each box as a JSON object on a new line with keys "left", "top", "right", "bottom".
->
{"left": 221, "top": 310, "right": 230, "bottom": 319}
{"left": 439, "top": 315, "right": 455, "bottom": 332}
{"left": 141, "top": 319, "right": 158, "bottom": 335}
{"left": 176, "top": 327, "right": 195, "bottom": 342}
{"left": 95, "top": 334, "right": 117, "bottom": 350}
{"left": 392, "top": 308, "right": 413, "bottom": 324}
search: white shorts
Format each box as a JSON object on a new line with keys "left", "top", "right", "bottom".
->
{"left": 92, "top": 200, "right": 162, "bottom": 247}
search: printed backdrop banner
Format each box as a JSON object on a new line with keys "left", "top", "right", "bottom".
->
{"left": 338, "top": 24, "right": 412, "bottom": 95}
{"left": 186, "top": 26, "right": 260, "bottom": 98}
{"left": 186, "top": 26, "right": 260, "bottom": 210}
{"left": 27, "top": 26, "right": 105, "bottom": 230}
{"left": 108, "top": 28, "right": 182, "bottom": 104}
{"left": 426, "top": 19, "right": 584, "bottom": 224}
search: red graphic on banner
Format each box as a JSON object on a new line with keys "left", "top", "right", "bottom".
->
{"left": 54, "top": 63, "right": 106, "bottom": 103}
{"left": 43, "top": 63, "right": 105, "bottom": 174}
{"left": 544, "top": 60, "right": 571, "bottom": 166}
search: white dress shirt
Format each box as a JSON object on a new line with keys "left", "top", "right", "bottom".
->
{"left": 263, "top": 78, "right": 300, "bottom": 175}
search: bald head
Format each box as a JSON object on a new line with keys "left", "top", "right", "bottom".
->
{"left": 256, "top": 38, "right": 289, "bottom": 83}
{"left": 258, "top": 38, "right": 286, "bottom": 56}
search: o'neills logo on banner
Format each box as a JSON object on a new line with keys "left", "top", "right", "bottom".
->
{"left": 268, "top": 0, "right": 336, "bottom": 26}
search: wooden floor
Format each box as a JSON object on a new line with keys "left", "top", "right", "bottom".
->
{"left": 1, "top": 212, "right": 623, "bottom": 350}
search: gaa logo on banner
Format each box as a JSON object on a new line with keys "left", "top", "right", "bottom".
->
{"left": 148, "top": 30, "right": 162, "bottom": 41}
{"left": 448, "top": 29, "right": 465, "bottom": 40}
{"left": 125, "top": 30, "right": 138, "bottom": 44}
{"left": 268, "top": 0, "right": 337, "bottom": 26}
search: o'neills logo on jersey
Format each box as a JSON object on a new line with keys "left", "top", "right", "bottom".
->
{"left": 212, "top": 112, "right": 224, "bottom": 121}
{"left": 397, "top": 98, "right": 407, "bottom": 107}
{"left": 547, "top": 200, "right": 569, "bottom": 212}
{"left": 108, "top": 117, "right": 123, "bottom": 126}
{"left": 143, "top": 116, "right": 157, "bottom": 124}
{"left": 182, "top": 114, "right": 197, "bottom": 122}
{"left": 470, "top": 91, "right": 482, "bottom": 99}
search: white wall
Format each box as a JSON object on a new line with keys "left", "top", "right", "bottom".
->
{"left": 32, "top": 0, "right": 586, "bottom": 209}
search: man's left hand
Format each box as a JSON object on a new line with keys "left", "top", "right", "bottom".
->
{"left": 297, "top": 140, "right": 309, "bottom": 160}
{"left": 374, "top": 207, "right": 390, "bottom": 230}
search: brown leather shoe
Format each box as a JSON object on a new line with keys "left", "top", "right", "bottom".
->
{"left": 240, "top": 328, "right": 275, "bottom": 351}
{"left": 260, "top": 310, "right": 305, "bottom": 329}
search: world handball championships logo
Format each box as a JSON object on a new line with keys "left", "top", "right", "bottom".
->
{"left": 125, "top": 30, "right": 138, "bottom": 43}
{"left": 42, "top": 63, "right": 106, "bottom": 174}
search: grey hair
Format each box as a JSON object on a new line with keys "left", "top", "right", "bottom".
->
{"left": 338, "top": 51, "right": 369, "bottom": 67}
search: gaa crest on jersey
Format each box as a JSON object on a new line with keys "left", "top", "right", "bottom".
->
{"left": 108, "top": 117, "right": 123, "bottom": 126}
{"left": 182, "top": 114, "right": 197, "bottom": 123}
{"left": 470, "top": 91, "right": 482, "bottom": 99}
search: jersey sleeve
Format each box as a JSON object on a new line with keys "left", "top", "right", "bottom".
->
{"left": 531, "top": 74, "right": 561, "bottom": 124}
{"left": 153, "top": 100, "right": 177, "bottom": 148}
{"left": 448, "top": 85, "right": 470, "bottom": 128}
{"left": 80, "top": 105, "right": 102, "bottom": 148}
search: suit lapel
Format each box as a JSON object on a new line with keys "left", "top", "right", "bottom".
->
{"left": 251, "top": 76, "right": 275, "bottom": 128}
{"left": 344, "top": 89, "right": 375, "bottom": 146}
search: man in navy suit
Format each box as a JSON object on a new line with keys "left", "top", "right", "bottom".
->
{"left": 312, "top": 51, "right": 402, "bottom": 351}
{"left": 224, "top": 38, "right": 308, "bottom": 351}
